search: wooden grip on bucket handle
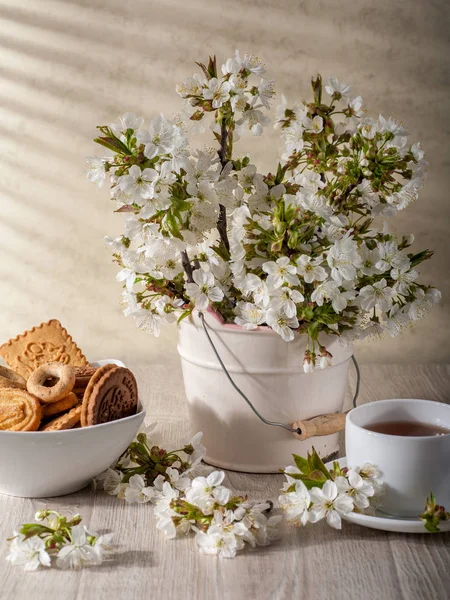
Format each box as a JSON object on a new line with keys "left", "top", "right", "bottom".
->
{"left": 292, "top": 412, "right": 347, "bottom": 441}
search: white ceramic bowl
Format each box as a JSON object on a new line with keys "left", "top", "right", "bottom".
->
{"left": 0, "top": 359, "right": 145, "bottom": 498}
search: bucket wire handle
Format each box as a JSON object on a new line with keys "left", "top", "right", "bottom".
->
{"left": 198, "top": 311, "right": 360, "bottom": 439}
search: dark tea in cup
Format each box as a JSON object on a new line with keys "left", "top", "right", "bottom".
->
{"left": 364, "top": 420, "right": 450, "bottom": 437}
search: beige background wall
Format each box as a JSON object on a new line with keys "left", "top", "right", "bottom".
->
{"left": 0, "top": 0, "right": 449, "bottom": 366}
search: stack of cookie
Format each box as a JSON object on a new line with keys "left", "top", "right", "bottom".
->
{"left": 0, "top": 320, "right": 138, "bottom": 432}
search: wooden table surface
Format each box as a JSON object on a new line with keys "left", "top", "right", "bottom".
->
{"left": 1, "top": 363, "right": 449, "bottom": 600}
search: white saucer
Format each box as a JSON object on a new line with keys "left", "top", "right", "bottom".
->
{"left": 325, "top": 458, "right": 450, "bottom": 534}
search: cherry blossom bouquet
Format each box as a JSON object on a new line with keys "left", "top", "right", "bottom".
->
{"left": 96, "top": 424, "right": 281, "bottom": 558}
{"left": 87, "top": 50, "right": 440, "bottom": 371}
{"left": 6, "top": 511, "right": 114, "bottom": 571}
{"left": 279, "top": 449, "right": 383, "bottom": 530}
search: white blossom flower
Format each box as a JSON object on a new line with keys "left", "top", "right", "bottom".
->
{"left": 376, "top": 241, "right": 409, "bottom": 271}
{"left": 357, "top": 179, "right": 379, "bottom": 209}
{"left": 110, "top": 112, "right": 144, "bottom": 135}
{"left": 327, "top": 237, "right": 361, "bottom": 283}
{"left": 408, "top": 288, "right": 441, "bottom": 321}
{"left": 270, "top": 287, "right": 304, "bottom": 318}
{"left": 186, "top": 431, "right": 207, "bottom": 466}
{"left": 203, "top": 78, "right": 231, "bottom": 109}
{"left": 330, "top": 288, "right": 356, "bottom": 313}
{"left": 239, "top": 107, "right": 270, "bottom": 136}
{"left": 325, "top": 77, "right": 351, "bottom": 97}
{"left": 234, "top": 302, "right": 266, "bottom": 329}
{"left": 359, "top": 246, "right": 381, "bottom": 276}
{"left": 348, "top": 96, "right": 366, "bottom": 117}
{"left": 296, "top": 255, "right": 327, "bottom": 283}
{"left": 266, "top": 308, "right": 299, "bottom": 341}
{"left": 303, "top": 356, "right": 315, "bottom": 373}
{"left": 391, "top": 265, "right": 418, "bottom": 295}
{"left": 185, "top": 471, "right": 230, "bottom": 513}
{"left": 124, "top": 474, "right": 155, "bottom": 503}
{"left": 118, "top": 165, "right": 158, "bottom": 202}
{"left": 378, "top": 115, "right": 408, "bottom": 136}
{"left": 355, "top": 464, "right": 384, "bottom": 494}
{"left": 411, "top": 142, "right": 424, "bottom": 161}
{"left": 7, "top": 535, "right": 51, "bottom": 571}
{"left": 257, "top": 79, "right": 275, "bottom": 109}
{"left": 335, "top": 470, "right": 375, "bottom": 509}
{"left": 85, "top": 157, "right": 106, "bottom": 188}
{"left": 358, "top": 278, "right": 394, "bottom": 312}
{"left": 101, "top": 468, "right": 125, "bottom": 497}
{"left": 185, "top": 269, "right": 224, "bottom": 310}
{"left": 56, "top": 525, "right": 99, "bottom": 570}
{"left": 303, "top": 115, "right": 323, "bottom": 134}
{"left": 221, "top": 58, "right": 240, "bottom": 76}
{"left": 195, "top": 513, "right": 246, "bottom": 559}
{"left": 235, "top": 50, "right": 266, "bottom": 76}
{"left": 137, "top": 115, "right": 178, "bottom": 159}
{"left": 262, "top": 257, "right": 299, "bottom": 289}
{"left": 116, "top": 268, "right": 136, "bottom": 292}
{"left": 309, "top": 480, "right": 354, "bottom": 529}
{"left": 310, "top": 281, "right": 339, "bottom": 306}
{"left": 175, "top": 74, "right": 204, "bottom": 98}
{"left": 91, "top": 533, "right": 115, "bottom": 563}
{"left": 297, "top": 192, "right": 333, "bottom": 219}
{"left": 240, "top": 273, "right": 270, "bottom": 307}
{"left": 284, "top": 121, "right": 304, "bottom": 153}
{"left": 131, "top": 307, "right": 162, "bottom": 336}
{"left": 360, "top": 118, "right": 379, "bottom": 140}
{"left": 279, "top": 480, "right": 311, "bottom": 526}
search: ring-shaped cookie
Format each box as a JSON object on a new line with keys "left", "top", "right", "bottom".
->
{"left": 27, "top": 362, "right": 75, "bottom": 403}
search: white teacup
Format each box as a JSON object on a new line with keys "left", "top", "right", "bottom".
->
{"left": 346, "top": 399, "right": 450, "bottom": 518}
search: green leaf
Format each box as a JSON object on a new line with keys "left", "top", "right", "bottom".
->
{"left": 177, "top": 310, "right": 192, "bottom": 324}
{"left": 293, "top": 454, "right": 310, "bottom": 474}
{"left": 19, "top": 524, "right": 53, "bottom": 539}
{"left": 94, "top": 135, "right": 131, "bottom": 155}
{"left": 307, "top": 322, "right": 319, "bottom": 340}
{"left": 308, "top": 447, "right": 332, "bottom": 480}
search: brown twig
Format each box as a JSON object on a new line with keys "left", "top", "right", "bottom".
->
{"left": 217, "top": 119, "right": 230, "bottom": 253}
{"left": 181, "top": 250, "right": 194, "bottom": 283}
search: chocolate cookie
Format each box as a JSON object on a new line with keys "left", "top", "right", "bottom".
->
{"left": 82, "top": 366, "right": 138, "bottom": 426}
{"left": 80, "top": 363, "right": 117, "bottom": 426}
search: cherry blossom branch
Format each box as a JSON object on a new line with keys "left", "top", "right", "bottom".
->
{"left": 181, "top": 250, "right": 194, "bottom": 283}
{"left": 217, "top": 118, "right": 230, "bottom": 253}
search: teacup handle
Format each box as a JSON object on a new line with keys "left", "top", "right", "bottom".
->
{"left": 292, "top": 413, "right": 347, "bottom": 441}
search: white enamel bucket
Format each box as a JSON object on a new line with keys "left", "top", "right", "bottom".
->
{"left": 178, "top": 312, "right": 353, "bottom": 473}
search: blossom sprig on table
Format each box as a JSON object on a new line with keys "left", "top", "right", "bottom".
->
{"left": 279, "top": 448, "right": 383, "bottom": 529}
{"left": 6, "top": 511, "right": 115, "bottom": 571}
{"left": 87, "top": 50, "right": 440, "bottom": 370}
{"left": 154, "top": 470, "right": 281, "bottom": 559}
{"left": 420, "top": 493, "right": 450, "bottom": 533}
{"left": 96, "top": 424, "right": 206, "bottom": 503}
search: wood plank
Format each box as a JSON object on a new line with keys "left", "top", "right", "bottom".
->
{"left": 0, "top": 365, "right": 448, "bottom": 600}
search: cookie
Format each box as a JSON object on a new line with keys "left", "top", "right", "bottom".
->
{"left": 41, "top": 405, "right": 82, "bottom": 431}
{"left": 0, "top": 388, "right": 41, "bottom": 431}
{"left": 80, "top": 363, "right": 117, "bottom": 426}
{"left": 0, "top": 320, "right": 89, "bottom": 379}
{"left": 82, "top": 366, "right": 138, "bottom": 426}
{"left": 0, "top": 366, "right": 27, "bottom": 390}
{"left": 27, "top": 362, "right": 76, "bottom": 403}
{"left": 73, "top": 366, "right": 98, "bottom": 393}
{"left": 41, "top": 392, "right": 79, "bottom": 419}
